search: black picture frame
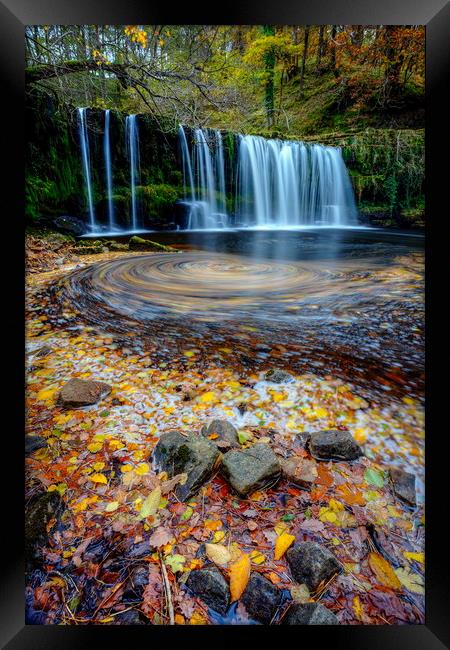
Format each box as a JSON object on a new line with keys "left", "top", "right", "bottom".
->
{"left": 2, "top": 0, "right": 449, "bottom": 647}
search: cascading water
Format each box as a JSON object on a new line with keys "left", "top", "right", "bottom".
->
{"left": 178, "top": 127, "right": 358, "bottom": 230}
{"left": 77, "top": 107, "right": 96, "bottom": 230}
{"left": 125, "top": 114, "right": 141, "bottom": 231}
{"left": 178, "top": 125, "right": 228, "bottom": 229}
{"left": 104, "top": 109, "right": 115, "bottom": 231}
{"left": 236, "top": 135, "right": 358, "bottom": 227}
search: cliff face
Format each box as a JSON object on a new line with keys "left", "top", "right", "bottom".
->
{"left": 26, "top": 92, "right": 424, "bottom": 231}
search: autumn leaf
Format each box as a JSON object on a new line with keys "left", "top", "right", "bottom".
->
{"left": 250, "top": 550, "right": 266, "bottom": 565}
{"left": 353, "top": 595, "right": 364, "bottom": 621}
{"left": 364, "top": 468, "right": 385, "bottom": 488}
{"left": 274, "top": 532, "right": 295, "bottom": 560}
{"left": 104, "top": 501, "right": 119, "bottom": 512}
{"left": 87, "top": 442, "right": 103, "bottom": 453}
{"left": 139, "top": 486, "right": 161, "bottom": 520}
{"left": 205, "top": 543, "right": 231, "bottom": 565}
{"left": 368, "top": 552, "right": 402, "bottom": 590}
{"left": 148, "top": 526, "right": 174, "bottom": 548}
{"left": 135, "top": 462, "right": 150, "bottom": 475}
{"left": 165, "top": 554, "right": 186, "bottom": 573}
{"left": 91, "top": 473, "right": 107, "bottom": 484}
{"left": 395, "top": 567, "right": 424, "bottom": 594}
{"left": 229, "top": 553, "right": 251, "bottom": 601}
{"left": 404, "top": 551, "right": 424, "bottom": 564}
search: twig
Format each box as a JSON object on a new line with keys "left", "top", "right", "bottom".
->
{"left": 159, "top": 552, "right": 175, "bottom": 625}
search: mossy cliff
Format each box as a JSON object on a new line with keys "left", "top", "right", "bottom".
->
{"left": 26, "top": 90, "right": 424, "bottom": 231}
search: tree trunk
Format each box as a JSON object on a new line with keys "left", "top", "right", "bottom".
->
{"left": 299, "top": 26, "right": 310, "bottom": 97}
{"left": 262, "top": 25, "right": 276, "bottom": 129}
{"left": 316, "top": 26, "right": 325, "bottom": 69}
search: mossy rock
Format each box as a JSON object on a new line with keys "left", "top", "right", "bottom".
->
{"left": 128, "top": 236, "right": 177, "bottom": 252}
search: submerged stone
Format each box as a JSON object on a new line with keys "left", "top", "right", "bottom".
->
{"left": 186, "top": 566, "right": 230, "bottom": 615}
{"left": 221, "top": 443, "right": 281, "bottom": 496}
{"left": 308, "top": 429, "right": 362, "bottom": 461}
{"left": 240, "top": 572, "right": 282, "bottom": 624}
{"left": 286, "top": 542, "right": 342, "bottom": 592}
{"left": 129, "top": 236, "right": 176, "bottom": 252}
{"left": 201, "top": 419, "right": 239, "bottom": 448}
{"left": 59, "top": 378, "right": 112, "bottom": 407}
{"left": 25, "top": 435, "right": 47, "bottom": 455}
{"left": 389, "top": 467, "right": 416, "bottom": 506}
{"left": 265, "top": 369, "right": 294, "bottom": 383}
{"left": 280, "top": 456, "right": 318, "bottom": 488}
{"left": 283, "top": 602, "right": 339, "bottom": 625}
{"left": 152, "top": 431, "right": 220, "bottom": 501}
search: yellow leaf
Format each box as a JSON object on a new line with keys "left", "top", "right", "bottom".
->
{"left": 174, "top": 613, "right": 185, "bottom": 625}
{"left": 368, "top": 552, "right": 402, "bottom": 590}
{"left": 204, "top": 543, "right": 231, "bottom": 565}
{"left": 93, "top": 461, "right": 105, "bottom": 471}
{"left": 394, "top": 567, "right": 424, "bottom": 594}
{"left": 212, "top": 530, "right": 226, "bottom": 543}
{"left": 36, "top": 387, "right": 58, "bottom": 401}
{"left": 329, "top": 499, "right": 344, "bottom": 512}
{"left": 135, "top": 462, "right": 150, "bottom": 476}
{"left": 189, "top": 611, "right": 207, "bottom": 625}
{"left": 204, "top": 519, "right": 222, "bottom": 531}
{"left": 139, "top": 486, "right": 161, "bottom": 519}
{"left": 91, "top": 473, "right": 107, "bottom": 484}
{"left": 250, "top": 550, "right": 266, "bottom": 565}
{"left": 274, "top": 533, "right": 295, "bottom": 560}
{"left": 229, "top": 553, "right": 251, "bottom": 601}
{"left": 319, "top": 507, "right": 337, "bottom": 523}
{"left": 404, "top": 551, "right": 424, "bottom": 564}
{"left": 198, "top": 391, "right": 216, "bottom": 404}
{"left": 274, "top": 521, "right": 290, "bottom": 536}
{"left": 353, "top": 595, "right": 363, "bottom": 621}
{"left": 121, "top": 464, "right": 133, "bottom": 473}
{"left": 87, "top": 442, "right": 103, "bottom": 453}
{"left": 105, "top": 501, "right": 119, "bottom": 512}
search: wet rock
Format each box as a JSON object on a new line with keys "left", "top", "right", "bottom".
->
{"left": 129, "top": 236, "right": 176, "bottom": 252}
{"left": 186, "top": 566, "right": 230, "bottom": 615}
{"left": 283, "top": 602, "right": 339, "bottom": 625}
{"left": 308, "top": 429, "right": 362, "bottom": 461}
{"left": 152, "top": 431, "right": 220, "bottom": 501}
{"left": 53, "top": 215, "right": 87, "bottom": 236}
{"left": 126, "top": 539, "right": 152, "bottom": 559}
{"left": 112, "top": 609, "right": 146, "bottom": 625}
{"left": 25, "top": 435, "right": 47, "bottom": 455}
{"left": 389, "top": 467, "right": 416, "bottom": 506}
{"left": 280, "top": 456, "right": 318, "bottom": 488}
{"left": 25, "top": 492, "right": 62, "bottom": 564}
{"left": 286, "top": 542, "right": 342, "bottom": 592}
{"left": 34, "top": 345, "right": 52, "bottom": 358}
{"left": 265, "top": 369, "right": 294, "bottom": 384}
{"left": 241, "top": 572, "right": 282, "bottom": 624}
{"left": 201, "top": 419, "right": 239, "bottom": 448}
{"left": 221, "top": 443, "right": 281, "bottom": 497}
{"left": 123, "top": 565, "right": 149, "bottom": 601}
{"left": 108, "top": 241, "right": 129, "bottom": 252}
{"left": 59, "top": 378, "right": 112, "bottom": 407}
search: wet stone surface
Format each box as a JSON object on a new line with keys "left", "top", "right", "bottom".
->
{"left": 240, "top": 572, "right": 283, "bottom": 624}
{"left": 221, "top": 443, "right": 281, "bottom": 496}
{"left": 186, "top": 566, "right": 230, "bottom": 615}
{"left": 309, "top": 429, "right": 363, "bottom": 461}
{"left": 286, "top": 542, "right": 342, "bottom": 592}
{"left": 283, "top": 602, "right": 339, "bottom": 625}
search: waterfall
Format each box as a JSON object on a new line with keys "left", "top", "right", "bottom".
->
{"left": 77, "top": 108, "right": 96, "bottom": 230}
{"left": 104, "top": 109, "right": 115, "bottom": 230}
{"left": 178, "top": 125, "right": 228, "bottom": 229}
{"left": 126, "top": 114, "right": 141, "bottom": 230}
{"left": 236, "top": 135, "right": 358, "bottom": 227}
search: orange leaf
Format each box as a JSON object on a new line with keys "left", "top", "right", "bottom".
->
{"left": 274, "top": 533, "right": 296, "bottom": 560}
{"left": 229, "top": 553, "right": 251, "bottom": 601}
{"left": 368, "top": 552, "right": 402, "bottom": 590}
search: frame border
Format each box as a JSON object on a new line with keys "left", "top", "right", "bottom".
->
{"left": 2, "top": 1, "right": 449, "bottom": 647}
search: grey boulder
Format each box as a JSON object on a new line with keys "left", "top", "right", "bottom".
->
{"left": 389, "top": 467, "right": 416, "bottom": 506}
{"left": 152, "top": 430, "right": 220, "bottom": 501}
{"left": 286, "top": 542, "right": 342, "bottom": 592}
{"left": 221, "top": 443, "right": 281, "bottom": 497}
{"left": 240, "top": 572, "right": 282, "bottom": 624}
{"left": 186, "top": 566, "right": 230, "bottom": 615}
{"left": 201, "top": 419, "right": 239, "bottom": 448}
{"left": 283, "top": 602, "right": 339, "bottom": 625}
{"left": 265, "top": 369, "right": 294, "bottom": 384}
{"left": 59, "top": 378, "right": 112, "bottom": 407}
{"left": 309, "top": 429, "right": 362, "bottom": 461}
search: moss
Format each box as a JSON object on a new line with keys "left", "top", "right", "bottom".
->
{"left": 128, "top": 236, "right": 177, "bottom": 252}
{"left": 136, "top": 184, "right": 181, "bottom": 221}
